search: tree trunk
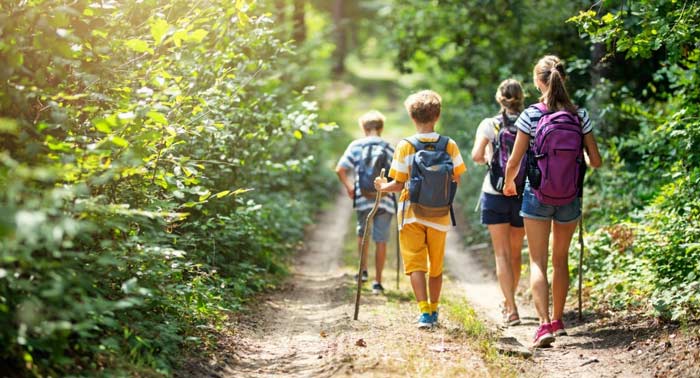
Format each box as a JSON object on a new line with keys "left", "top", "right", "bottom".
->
{"left": 292, "top": 0, "right": 306, "bottom": 43}
{"left": 274, "top": 0, "right": 287, "bottom": 39}
{"left": 332, "top": 0, "right": 346, "bottom": 76}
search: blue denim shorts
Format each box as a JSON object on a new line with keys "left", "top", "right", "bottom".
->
{"left": 480, "top": 193, "right": 524, "bottom": 227}
{"left": 357, "top": 209, "right": 393, "bottom": 242}
{"left": 520, "top": 184, "right": 581, "bottom": 224}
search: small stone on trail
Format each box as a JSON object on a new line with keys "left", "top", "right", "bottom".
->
{"left": 580, "top": 358, "right": 599, "bottom": 367}
{"left": 320, "top": 330, "right": 328, "bottom": 338}
{"left": 355, "top": 338, "right": 367, "bottom": 347}
{"left": 428, "top": 344, "right": 448, "bottom": 353}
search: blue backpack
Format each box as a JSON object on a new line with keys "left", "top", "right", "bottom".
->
{"left": 405, "top": 136, "right": 457, "bottom": 225}
{"left": 355, "top": 141, "right": 392, "bottom": 204}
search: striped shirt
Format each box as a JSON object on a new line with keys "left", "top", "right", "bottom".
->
{"left": 515, "top": 105, "right": 593, "bottom": 141}
{"left": 336, "top": 136, "right": 396, "bottom": 213}
{"left": 388, "top": 133, "right": 467, "bottom": 232}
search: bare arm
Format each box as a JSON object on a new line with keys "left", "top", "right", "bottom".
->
{"left": 502, "top": 130, "right": 530, "bottom": 196}
{"left": 374, "top": 178, "right": 404, "bottom": 193}
{"left": 471, "top": 136, "right": 490, "bottom": 165}
{"left": 335, "top": 166, "right": 355, "bottom": 199}
{"left": 583, "top": 133, "right": 602, "bottom": 168}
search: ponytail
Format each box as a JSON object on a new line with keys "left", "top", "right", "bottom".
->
{"left": 534, "top": 56, "right": 576, "bottom": 114}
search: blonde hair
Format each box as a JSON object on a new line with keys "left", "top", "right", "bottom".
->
{"left": 533, "top": 55, "right": 576, "bottom": 113}
{"left": 358, "top": 110, "right": 385, "bottom": 131}
{"left": 404, "top": 90, "right": 442, "bottom": 124}
{"left": 495, "top": 79, "right": 524, "bottom": 115}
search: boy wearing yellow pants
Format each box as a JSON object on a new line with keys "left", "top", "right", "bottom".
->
{"left": 374, "top": 90, "right": 466, "bottom": 328}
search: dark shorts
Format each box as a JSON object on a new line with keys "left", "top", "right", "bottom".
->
{"left": 520, "top": 184, "right": 581, "bottom": 224}
{"left": 480, "top": 193, "right": 524, "bottom": 227}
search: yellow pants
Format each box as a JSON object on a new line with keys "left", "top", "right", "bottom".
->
{"left": 399, "top": 222, "right": 446, "bottom": 277}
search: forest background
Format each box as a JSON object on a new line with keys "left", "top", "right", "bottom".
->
{"left": 0, "top": 0, "right": 698, "bottom": 376}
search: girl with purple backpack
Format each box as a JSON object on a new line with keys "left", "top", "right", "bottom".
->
{"left": 503, "top": 55, "right": 602, "bottom": 348}
{"left": 470, "top": 79, "right": 527, "bottom": 327}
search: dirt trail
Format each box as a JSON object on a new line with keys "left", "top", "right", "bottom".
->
{"left": 181, "top": 195, "right": 681, "bottom": 378}
{"left": 182, "top": 194, "right": 490, "bottom": 378}
{"left": 217, "top": 194, "right": 354, "bottom": 378}
{"left": 443, "top": 207, "right": 653, "bottom": 378}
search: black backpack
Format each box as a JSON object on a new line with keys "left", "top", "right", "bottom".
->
{"left": 488, "top": 114, "right": 526, "bottom": 195}
{"left": 354, "top": 141, "right": 392, "bottom": 206}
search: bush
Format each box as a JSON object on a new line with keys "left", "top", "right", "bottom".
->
{"left": 0, "top": 0, "right": 332, "bottom": 376}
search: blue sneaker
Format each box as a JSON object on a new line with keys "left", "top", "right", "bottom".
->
{"left": 431, "top": 311, "right": 439, "bottom": 325}
{"left": 417, "top": 313, "right": 433, "bottom": 329}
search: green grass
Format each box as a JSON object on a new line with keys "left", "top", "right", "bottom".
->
{"left": 443, "top": 298, "right": 522, "bottom": 378}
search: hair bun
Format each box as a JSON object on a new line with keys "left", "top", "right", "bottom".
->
{"left": 554, "top": 62, "right": 565, "bottom": 75}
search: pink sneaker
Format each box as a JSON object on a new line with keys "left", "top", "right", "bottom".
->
{"left": 532, "top": 323, "right": 555, "bottom": 348}
{"left": 551, "top": 319, "right": 567, "bottom": 336}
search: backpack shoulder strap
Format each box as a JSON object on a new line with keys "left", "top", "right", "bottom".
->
{"left": 493, "top": 116, "right": 502, "bottom": 133}
{"left": 533, "top": 102, "right": 547, "bottom": 114}
{"left": 404, "top": 136, "right": 424, "bottom": 152}
{"left": 435, "top": 135, "right": 450, "bottom": 152}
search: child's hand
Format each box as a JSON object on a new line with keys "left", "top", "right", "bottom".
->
{"left": 345, "top": 185, "right": 355, "bottom": 199}
{"left": 503, "top": 180, "right": 517, "bottom": 196}
{"left": 374, "top": 176, "right": 388, "bottom": 192}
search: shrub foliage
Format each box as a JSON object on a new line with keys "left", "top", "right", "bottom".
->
{"left": 0, "top": 0, "right": 330, "bottom": 376}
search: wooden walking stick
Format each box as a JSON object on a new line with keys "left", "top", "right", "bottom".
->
{"left": 393, "top": 194, "right": 400, "bottom": 290}
{"left": 578, "top": 200, "right": 584, "bottom": 321}
{"left": 354, "top": 169, "right": 385, "bottom": 321}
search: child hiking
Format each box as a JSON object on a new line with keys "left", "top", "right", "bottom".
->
{"left": 503, "top": 55, "right": 602, "bottom": 347}
{"left": 470, "top": 79, "right": 527, "bottom": 327}
{"left": 336, "top": 110, "right": 395, "bottom": 294}
{"left": 374, "top": 90, "right": 466, "bottom": 329}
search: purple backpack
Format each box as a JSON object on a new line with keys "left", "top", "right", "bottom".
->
{"left": 488, "top": 114, "right": 526, "bottom": 195}
{"left": 529, "top": 103, "right": 584, "bottom": 206}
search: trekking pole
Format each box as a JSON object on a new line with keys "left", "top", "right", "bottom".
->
{"left": 395, "top": 215, "right": 400, "bottom": 290}
{"left": 578, "top": 201, "right": 584, "bottom": 321}
{"left": 354, "top": 169, "right": 385, "bottom": 321}
{"left": 394, "top": 194, "right": 400, "bottom": 290}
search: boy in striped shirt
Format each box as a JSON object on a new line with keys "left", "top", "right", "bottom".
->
{"left": 374, "top": 90, "right": 466, "bottom": 328}
{"left": 336, "top": 110, "right": 396, "bottom": 294}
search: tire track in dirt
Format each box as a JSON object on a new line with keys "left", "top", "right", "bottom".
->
{"left": 443, "top": 208, "right": 653, "bottom": 378}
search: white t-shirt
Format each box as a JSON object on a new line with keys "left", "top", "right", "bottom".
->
{"left": 475, "top": 114, "right": 519, "bottom": 195}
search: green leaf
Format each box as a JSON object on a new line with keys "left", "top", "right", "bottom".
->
{"left": 198, "top": 191, "right": 211, "bottom": 201}
{"left": 232, "top": 188, "right": 253, "bottom": 195}
{"left": 293, "top": 130, "right": 303, "bottom": 140}
{"left": 147, "top": 111, "right": 168, "bottom": 125}
{"left": 125, "top": 38, "right": 154, "bottom": 54}
{"left": 111, "top": 136, "right": 129, "bottom": 147}
{"left": 601, "top": 13, "right": 615, "bottom": 24}
{"left": 150, "top": 18, "right": 169, "bottom": 45}
{"left": 215, "top": 190, "right": 230, "bottom": 198}
{"left": 93, "top": 119, "right": 112, "bottom": 133}
{"left": 0, "top": 118, "right": 18, "bottom": 134}
{"left": 186, "top": 29, "right": 209, "bottom": 44}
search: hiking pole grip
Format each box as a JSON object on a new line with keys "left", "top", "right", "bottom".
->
{"left": 353, "top": 169, "right": 385, "bottom": 320}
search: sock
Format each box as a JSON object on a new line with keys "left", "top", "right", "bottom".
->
{"left": 430, "top": 302, "right": 439, "bottom": 313}
{"left": 418, "top": 301, "right": 430, "bottom": 314}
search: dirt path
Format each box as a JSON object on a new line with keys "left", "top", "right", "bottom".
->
{"left": 180, "top": 194, "right": 699, "bottom": 378}
{"left": 181, "top": 194, "right": 492, "bottom": 377}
